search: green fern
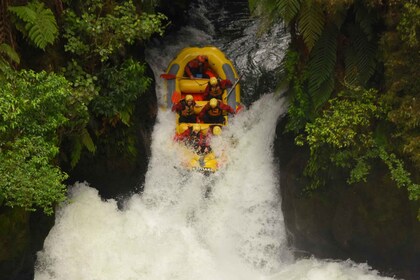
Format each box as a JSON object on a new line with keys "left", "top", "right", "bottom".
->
{"left": 298, "top": 1, "right": 325, "bottom": 51}
{"left": 0, "top": 43, "right": 20, "bottom": 64}
{"left": 70, "top": 138, "right": 82, "bottom": 168}
{"left": 307, "top": 25, "right": 338, "bottom": 111}
{"left": 0, "top": 43, "right": 20, "bottom": 75}
{"left": 344, "top": 24, "right": 376, "bottom": 86}
{"left": 8, "top": 1, "right": 58, "bottom": 50}
{"left": 354, "top": 1, "right": 377, "bottom": 41}
{"left": 69, "top": 128, "right": 96, "bottom": 168}
{"left": 275, "top": 0, "right": 302, "bottom": 23}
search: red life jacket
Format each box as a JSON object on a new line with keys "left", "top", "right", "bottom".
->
{"left": 180, "top": 100, "right": 195, "bottom": 116}
{"left": 207, "top": 106, "right": 222, "bottom": 117}
{"left": 208, "top": 82, "right": 223, "bottom": 98}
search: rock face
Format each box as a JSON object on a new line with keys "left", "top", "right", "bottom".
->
{"left": 274, "top": 119, "right": 420, "bottom": 280}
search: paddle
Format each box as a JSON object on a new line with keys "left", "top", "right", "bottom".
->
{"left": 160, "top": 73, "right": 179, "bottom": 80}
{"left": 160, "top": 73, "right": 211, "bottom": 81}
{"left": 226, "top": 74, "right": 243, "bottom": 100}
{"left": 171, "top": 91, "right": 181, "bottom": 104}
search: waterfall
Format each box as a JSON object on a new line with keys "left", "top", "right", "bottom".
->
{"left": 34, "top": 1, "right": 397, "bottom": 279}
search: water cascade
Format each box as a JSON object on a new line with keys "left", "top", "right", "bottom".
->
{"left": 34, "top": 1, "right": 397, "bottom": 279}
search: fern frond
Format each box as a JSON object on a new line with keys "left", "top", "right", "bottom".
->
{"left": 81, "top": 128, "right": 96, "bottom": 153}
{"left": 70, "top": 138, "right": 82, "bottom": 168}
{"left": 307, "top": 25, "right": 338, "bottom": 110}
{"left": 354, "top": 2, "right": 377, "bottom": 40}
{"left": 344, "top": 24, "right": 376, "bottom": 86}
{"left": 0, "top": 43, "right": 20, "bottom": 64}
{"left": 298, "top": 1, "right": 325, "bottom": 51}
{"left": 275, "top": 0, "right": 302, "bottom": 23}
{"left": 8, "top": 1, "right": 58, "bottom": 50}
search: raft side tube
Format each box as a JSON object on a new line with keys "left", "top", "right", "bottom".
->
{"left": 167, "top": 64, "right": 180, "bottom": 108}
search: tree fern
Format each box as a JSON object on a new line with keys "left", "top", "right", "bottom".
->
{"left": 0, "top": 43, "right": 20, "bottom": 74}
{"left": 307, "top": 25, "right": 338, "bottom": 111}
{"left": 344, "top": 24, "right": 376, "bottom": 86}
{"left": 8, "top": 1, "right": 58, "bottom": 50}
{"left": 275, "top": 0, "right": 302, "bottom": 23}
{"left": 0, "top": 43, "right": 20, "bottom": 64}
{"left": 354, "top": 1, "right": 377, "bottom": 41}
{"left": 70, "top": 128, "right": 96, "bottom": 168}
{"left": 298, "top": 1, "right": 325, "bottom": 51}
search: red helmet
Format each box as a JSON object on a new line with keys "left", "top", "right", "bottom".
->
{"left": 197, "top": 55, "right": 208, "bottom": 63}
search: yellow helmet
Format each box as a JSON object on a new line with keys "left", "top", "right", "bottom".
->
{"left": 178, "top": 123, "right": 189, "bottom": 134}
{"left": 209, "top": 98, "right": 218, "bottom": 108}
{"left": 185, "top": 95, "right": 193, "bottom": 101}
{"left": 212, "top": 126, "right": 222, "bottom": 136}
{"left": 209, "top": 77, "right": 218, "bottom": 86}
{"left": 192, "top": 124, "right": 201, "bottom": 132}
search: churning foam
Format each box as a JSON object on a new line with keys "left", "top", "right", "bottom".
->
{"left": 34, "top": 94, "right": 395, "bottom": 279}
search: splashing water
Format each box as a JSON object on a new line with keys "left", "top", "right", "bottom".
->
{"left": 34, "top": 93, "right": 395, "bottom": 280}
{"left": 35, "top": 2, "right": 398, "bottom": 279}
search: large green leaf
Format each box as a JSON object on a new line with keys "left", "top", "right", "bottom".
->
{"left": 344, "top": 24, "right": 376, "bottom": 86}
{"left": 298, "top": 1, "right": 325, "bottom": 51}
{"left": 275, "top": 0, "right": 302, "bottom": 23}
{"left": 8, "top": 1, "right": 58, "bottom": 50}
{"left": 307, "top": 25, "right": 338, "bottom": 110}
{"left": 0, "top": 43, "right": 20, "bottom": 64}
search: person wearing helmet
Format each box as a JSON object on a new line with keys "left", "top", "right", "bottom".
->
{"left": 198, "top": 98, "right": 235, "bottom": 124}
{"left": 212, "top": 125, "right": 222, "bottom": 136}
{"left": 184, "top": 55, "right": 215, "bottom": 79}
{"left": 172, "top": 94, "right": 197, "bottom": 123}
{"left": 186, "top": 123, "right": 206, "bottom": 150}
{"left": 174, "top": 123, "right": 191, "bottom": 142}
{"left": 203, "top": 77, "right": 233, "bottom": 100}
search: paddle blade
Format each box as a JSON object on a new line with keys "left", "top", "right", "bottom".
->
{"left": 171, "top": 91, "right": 181, "bottom": 104}
{"left": 160, "top": 73, "right": 177, "bottom": 80}
{"left": 236, "top": 104, "right": 245, "bottom": 114}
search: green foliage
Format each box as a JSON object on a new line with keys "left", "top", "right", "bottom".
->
{"left": 380, "top": 2, "right": 420, "bottom": 170}
{"left": 0, "top": 43, "right": 20, "bottom": 77}
{"left": 276, "top": 0, "right": 302, "bottom": 23}
{"left": 307, "top": 25, "right": 338, "bottom": 111}
{"left": 63, "top": 0, "right": 167, "bottom": 62}
{"left": 8, "top": 1, "right": 58, "bottom": 50}
{"left": 297, "top": 86, "right": 419, "bottom": 202}
{"left": 58, "top": 0, "right": 165, "bottom": 166}
{"left": 344, "top": 23, "right": 377, "bottom": 86}
{"left": 0, "top": 137, "right": 67, "bottom": 215}
{"left": 91, "top": 59, "right": 151, "bottom": 121}
{"left": 283, "top": 50, "right": 311, "bottom": 133}
{"left": 0, "top": 70, "right": 78, "bottom": 214}
{"left": 378, "top": 148, "right": 419, "bottom": 201}
{"left": 397, "top": 2, "right": 420, "bottom": 48}
{"left": 303, "top": 88, "right": 383, "bottom": 150}
{"left": 298, "top": 1, "right": 325, "bottom": 51}
{"left": 0, "top": 43, "right": 20, "bottom": 65}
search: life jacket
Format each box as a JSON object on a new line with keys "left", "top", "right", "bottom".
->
{"left": 207, "top": 105, "right": 222, "bottom": 117}
{"left": 208, "top": 82, "right": 223, "bottom": 98}
{"left": 180, "top": 100, "right": 195, "bottom": 117}
{"left": 187, "top": 60, "right": 209, "bottom": 75}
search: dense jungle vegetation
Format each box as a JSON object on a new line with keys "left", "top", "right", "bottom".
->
{"left": 0, "top": 0, "right": 168, "bottom": 214}
{"left": 0, "top": 0, "right": 418, "bottom": 220}
{"left": 250, "top": 0, "right": 419, "bottom": 218}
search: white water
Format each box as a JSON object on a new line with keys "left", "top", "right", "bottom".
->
{"left": 35, "top": 91, "right": 394, "bottom": 279}
{"left": 34, "top": 3, "right": 397, "bottom": 279}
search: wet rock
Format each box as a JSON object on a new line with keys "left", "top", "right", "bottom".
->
{"left": 275, "top": 118, "right": 420, "bottom": 280}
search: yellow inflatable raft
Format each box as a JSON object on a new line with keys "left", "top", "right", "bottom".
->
{"left": 162, "top": 46, "right": 241, "bottom": 173}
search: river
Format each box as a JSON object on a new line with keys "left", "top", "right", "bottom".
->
{"left": 34, "top": 1, "right": 398, "bottom": 279}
